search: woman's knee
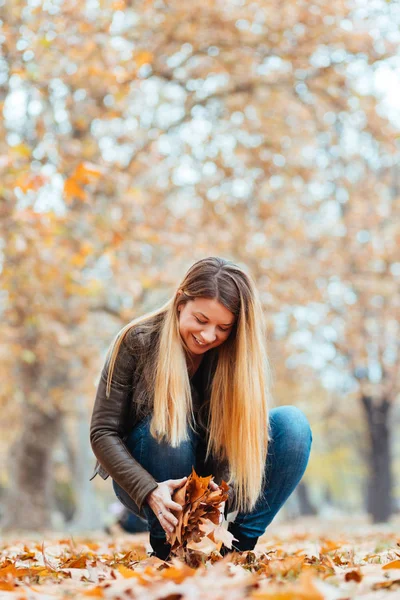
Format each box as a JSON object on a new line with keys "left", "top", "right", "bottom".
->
{"left": 269, "top": 405, "right": 312, "bottom": 450}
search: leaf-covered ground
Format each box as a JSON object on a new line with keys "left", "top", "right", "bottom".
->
{"left": 1, "top": 522, "right": 400, "bottom": 599}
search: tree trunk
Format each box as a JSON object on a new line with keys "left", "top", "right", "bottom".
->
{"left": 361, "top": 395, "right": 393, "bottom": 523}
{"left": 2, "top": 404, "right": 62, "bottom": 531}
{"left": 70, "top": 400, "right": 103, "bottom": 532}
{"left": 297, "top": 481, "right": 317, "bottom": 516}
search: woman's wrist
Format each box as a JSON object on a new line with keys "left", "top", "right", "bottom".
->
{"left": 145, "top": 484, "right": 158, "bottom": 506}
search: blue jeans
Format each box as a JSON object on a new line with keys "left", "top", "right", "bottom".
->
{"left": 113, "top": 405, "right": 312, "bottom": 540}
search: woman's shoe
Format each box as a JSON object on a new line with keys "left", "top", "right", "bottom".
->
{"left": 223, "top": 522, "right": 259, "bottom": 553}
{"left": 149, "top": 535, "right": 172, "bottom": 561}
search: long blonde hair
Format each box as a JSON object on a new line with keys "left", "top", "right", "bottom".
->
{"left": 106, "top": 257, "right": 272, "bottom": 512}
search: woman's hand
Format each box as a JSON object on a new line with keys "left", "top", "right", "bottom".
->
{"left": 146, "top": 476, "right": 187, "bottom": 535}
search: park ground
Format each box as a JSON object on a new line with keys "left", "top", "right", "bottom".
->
{"left": 1, "top": 517, "right": 400, "bottom": 599}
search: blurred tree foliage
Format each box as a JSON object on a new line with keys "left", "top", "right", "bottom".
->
{"left": 0, "top": 0, "right": 399, "bottom": 528}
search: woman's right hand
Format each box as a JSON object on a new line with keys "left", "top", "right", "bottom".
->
{"left": 146, "top": 476, "right": 187, "bottom": 535}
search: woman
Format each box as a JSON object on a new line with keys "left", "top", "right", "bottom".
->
{"left": 90, "top": 257, "right": 312, "bottom": 559}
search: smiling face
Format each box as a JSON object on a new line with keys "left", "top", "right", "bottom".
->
{"left": 177, "top": 296, "right": 236, "bottom": 357}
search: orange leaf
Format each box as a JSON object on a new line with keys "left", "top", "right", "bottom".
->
{"left": 117, "top": 565, "right": 147, "bottom": 583}
{"left": 83, "top": 586, "right": 104, "bottom": 597}
{"left": 16, "top": 174, "right": 46, "bottom": 193}
{"left": 75, "top": 162, "right": 103, "bottom": 184}
{"left": 187, "top": 470, "right": 212, "bottom": 503}
{"left": 320, "top": 540, "right": 342, "bottom": 553}
{"left": 135, "top": 51, "right": 153, "bottom": 67}
{"left": 383, "top": 560, "right": 400, "bottom": 570}
{"left": 0, "top": 580, "right": 15, "bottom": 591}
{"left": 0, "top": 563, "right": 31, "bottom": 579}
{"left": 252, "top": 571, "right": 324, "bottom": 599}
{"left": 112, "top": 232, "right": 124, "bottom": 246}
{"left": 160, "top": 564, "right": 196, "bottom": 583}
{"left": 64, "top": 178, "right": 86, "bottom": 201}
{"left": 117, "top": 565, "right": 137, "bottom": 578}
{"left": 62, "top": 555, "right": 87, "bottom": 569}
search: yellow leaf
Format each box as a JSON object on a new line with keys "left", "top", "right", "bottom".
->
{"left": 140, "top": 276, "right": 153, "bottom": 289}
{"left": 21, "top": 349, "right": 36, "bottom": 364}
{"left": 39, "top": 37, "right": 52, "bottom": 48}
{"left": 11, "top": 143, "right": 31, "bottom": 158}
{"left": 70, "top": 253, "right": 88, "bottom": 268}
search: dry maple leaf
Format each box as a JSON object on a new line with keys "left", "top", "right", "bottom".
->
{"left": 344, "top": 568, "right": 362, "bottom": 582}
{"left": 167, "top": 467, "right": 232, "bottom": 557}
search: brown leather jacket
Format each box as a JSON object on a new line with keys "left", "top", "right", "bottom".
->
{"left": 89, "top": 317, "right": 228, "bottom": 516}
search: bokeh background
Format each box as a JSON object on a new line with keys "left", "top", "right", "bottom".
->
{"left": 1, "top": 0, "right": 399, "bottom": 534}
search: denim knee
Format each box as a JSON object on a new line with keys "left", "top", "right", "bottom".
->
{"left": 269, "top": 405, "right": 312, "bottom": 449}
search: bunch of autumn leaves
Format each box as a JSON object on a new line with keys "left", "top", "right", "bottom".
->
{"left": 166, "top": 469, "right": 236, "bottom": 557}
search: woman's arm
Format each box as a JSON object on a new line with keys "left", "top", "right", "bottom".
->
{"left": 90, "top": 333, "right": 158, "bottom": 514}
